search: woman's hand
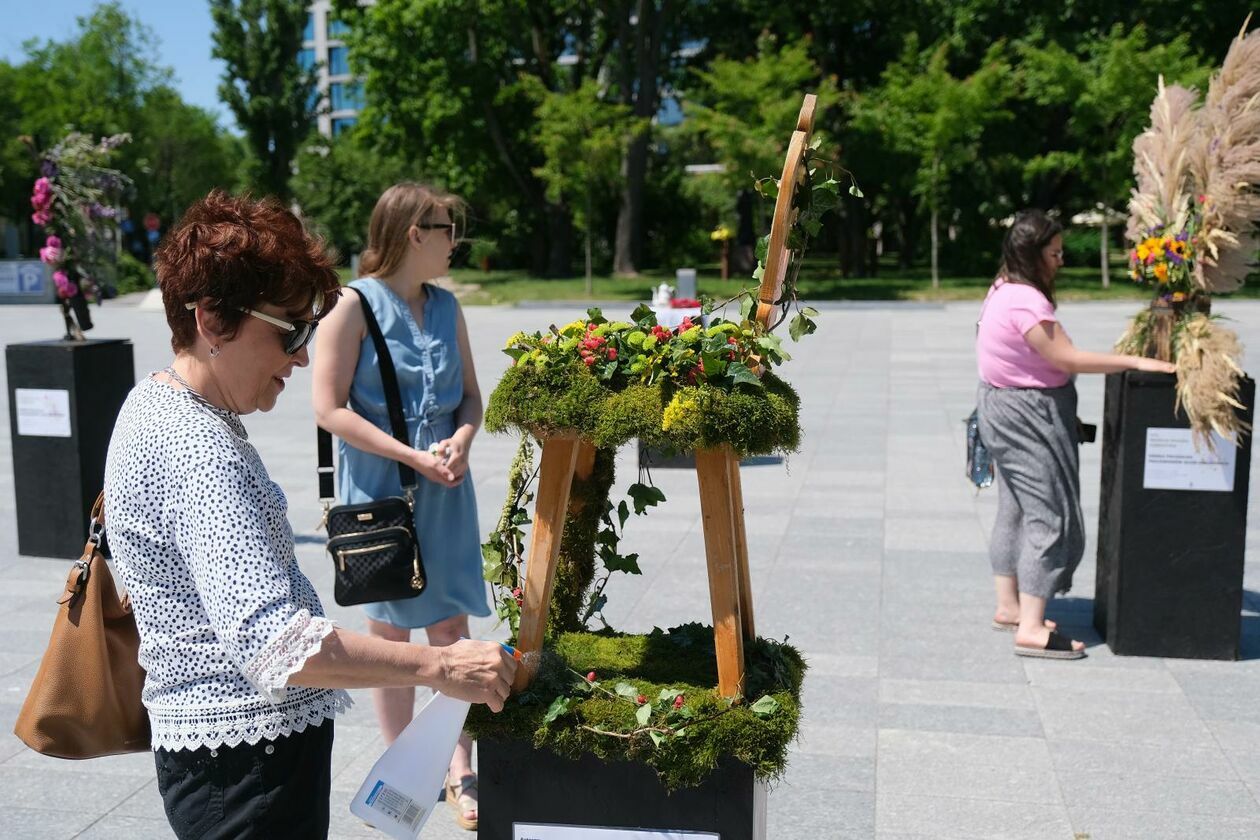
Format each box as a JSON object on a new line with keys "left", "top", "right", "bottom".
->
{"left": 409, "top": 449, "right": 460, "bottom": 487}
{"left": 435, "top": 640, "right": 517, "bottom": 712}
{"left": 1134, "top": 357, "right": 1177, "bottom": 374}
{"left": 435, "top": 434, "right": 470, "bottom": 483}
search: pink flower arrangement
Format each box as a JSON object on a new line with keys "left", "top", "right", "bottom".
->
{"left": 30, "top": 177, "right": 55, "bottom": 226}
{"left": 31, "top": 208, "right": 52, "bottom": 226}
{"left": 39, "top": 235, "right": 62, "bottom": 264}
{"left": 52, "top": 270, "right": 77, "bottom": 300}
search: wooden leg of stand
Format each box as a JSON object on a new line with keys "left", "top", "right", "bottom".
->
{"left": 513, "top": 435, "right": 581, "bottom": 692}
{"left": 695, "top": 445, "right": 746, "bottom": 699}
{"left": 728, "top": 452, "right": 755, "bottom": 642}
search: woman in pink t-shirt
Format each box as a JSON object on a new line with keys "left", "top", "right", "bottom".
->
{"left": 976, "top": 210, "right": 1173, "bottom": 660}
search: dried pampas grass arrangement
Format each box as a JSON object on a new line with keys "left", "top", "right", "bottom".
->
{"left": 1192, "top": 19, "right": 1260, "bottom": 293}
{"left": 1173, "top": 314, "right": 1250, "bottom": 443}
{"left": 1120, "top": 18, "right": 1260, "bottom": 443}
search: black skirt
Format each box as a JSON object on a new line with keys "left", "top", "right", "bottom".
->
{"left": 154, "top": 721, "right": 334, "bottom": 839}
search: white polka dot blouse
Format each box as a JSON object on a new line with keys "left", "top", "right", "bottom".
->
{"left": 104, "top": 375, "right": 351, "bottom": 751}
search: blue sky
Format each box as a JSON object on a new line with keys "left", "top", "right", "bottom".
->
{"left": 2, "top": 0, "right": 231, "bottom": 127}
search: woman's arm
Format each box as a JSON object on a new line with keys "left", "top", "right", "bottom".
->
{"left": 311, "top": 286, "right": 457, "bottom": 486}
{"left": 1024, "top": 321, "right": 1176, "bottom": 375}
{"left": 289, "top": 630, "right": 515, "bottom": 711}
{"left": 436, "top": 301, "right": 483, "bottom": 481}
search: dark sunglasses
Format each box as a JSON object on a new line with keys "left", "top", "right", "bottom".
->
{"left": 415, "top": 221, "right": 457, "bottom": 241}
{"left": 183, "top": 302, "right": 318, "bottom": 355}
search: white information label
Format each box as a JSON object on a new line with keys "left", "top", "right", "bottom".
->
{"left": 15, "top": 388, "right": 72, "bottom": 438}
{"left": 1143, "top": 427, "right": 1236, "bottom": 492}
{"left": 514, "top": 825, "right": 718, "bottom": 840}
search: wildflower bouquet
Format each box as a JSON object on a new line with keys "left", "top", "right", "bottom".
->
{"left": 29, "top": 132, "right": 132, "bottom": 339}
{"left": 1128, "top": 221, "right": 1197, "bottom": 298}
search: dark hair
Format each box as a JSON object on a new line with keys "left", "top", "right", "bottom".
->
{"left": 155, "top": 191, "right": 342, "bottom": 351}
{"left": 999, "top": 209, "right": 1063, "bottom": 307}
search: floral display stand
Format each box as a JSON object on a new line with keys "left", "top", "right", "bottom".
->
{"left": 1099, "top": 26, "right": 1260, "bottom": 658}
{"left": 1094, "top": 371, "right": 1254, "bottom": 659}
{"left": 468, "top": 94, "right": 852, "bottom": 839}
{"left": 6, "top": 133, "right": 134, "bottom": 558}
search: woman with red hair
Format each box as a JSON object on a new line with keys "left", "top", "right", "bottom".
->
{"left": 103, "top": 191, "right": 515, "bottom": 839}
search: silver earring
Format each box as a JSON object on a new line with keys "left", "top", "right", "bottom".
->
{"left": 210, "top": 345, "right": 220, "bottom": 358}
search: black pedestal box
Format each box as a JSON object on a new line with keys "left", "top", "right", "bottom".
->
{"left": 1094, "top": 370, "right": 1254, "bottom": 659}
{"left": 478, "top": 738, "right": 766, "bottom": 839}
{"left": 6, "top": 339, "right": 134, "bottom": 558}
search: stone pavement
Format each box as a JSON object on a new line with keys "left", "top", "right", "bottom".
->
{"left": 4, "top": 293, "right": 1260, "bottom": 839}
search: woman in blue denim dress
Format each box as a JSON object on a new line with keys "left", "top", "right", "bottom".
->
{"left": 312, "top": 183, "right": 489, "bottom": 831}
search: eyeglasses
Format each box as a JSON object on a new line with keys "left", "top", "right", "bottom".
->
{"left": 184, "top": 302, "right": 318, "bottom": 355}
{"left": 415, "top": 221, "right": 457, "bottom": 241}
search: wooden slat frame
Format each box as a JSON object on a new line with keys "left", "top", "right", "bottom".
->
{"left": 512, "top": 434, "right": 582, "bottom": 691}
{"left": 755, "top": 94, "right": 818, "bottom": 329}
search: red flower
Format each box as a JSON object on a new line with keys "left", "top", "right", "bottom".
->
{"left": 586, "top": 671, "right": 597, "bottom": 682}
{"left": 607, "top": 348, "right": 617, "bottom": 360}
{"left": 584, "top": 356, "right": 596, "bottom": 366}
{"left": 673, "top": 695, "right": 685, "bottom": 710}
{"left": 636, "top": 694, "right": 647, "bottom": 705}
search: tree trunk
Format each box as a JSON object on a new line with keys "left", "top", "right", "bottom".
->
{"left": 584, "top": 185, "right": 593, "bottom": 296}
{"left": 1100, "top": 215, "right": 1110, "bottom": 289}
{"left": 546, "top": 202, "right": 573, "bottom": 278}
{"left": 930, "top": 204, "right": 940, "bottom": 290}
{"left": 612, "top": 0, "right": 672, "bottom": 276}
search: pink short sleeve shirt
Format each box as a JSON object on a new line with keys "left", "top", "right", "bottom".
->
{"left": 976, "top": 281, "right": 1070, "bottom": 389}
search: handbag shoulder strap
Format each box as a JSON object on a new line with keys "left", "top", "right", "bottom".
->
{"left": 317, "top": 285, "right": 417, "bottom": 505}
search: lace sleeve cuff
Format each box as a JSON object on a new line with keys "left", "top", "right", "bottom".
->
{"left": 243, "top": 609, "right": 337, "bottom": 704}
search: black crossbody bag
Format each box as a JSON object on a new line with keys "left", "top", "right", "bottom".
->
{"left": 317, "top": 291, "right": 426, "bottom": 606}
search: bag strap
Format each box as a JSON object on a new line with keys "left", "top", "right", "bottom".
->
{"left": 317, "top": 285, "right": 417, "bottom": 507}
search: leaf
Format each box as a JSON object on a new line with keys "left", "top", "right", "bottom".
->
{"left": 848, "top": 183, "right": 864, "bottom": 198}
{"left": 602, "top": 552, "right": 641, "bottom": 575}
{"left": 630, "top": 303, "right": 655, "bottom": 323}
{"left": 800, "top": 306, "right": 820, "bottom": 317}
{"left": 755, "top": 234, "right": 770, "bottom": 262}
{"left": 636, "top": 703, "right": 653, "bottom": 727}
{"left": 750, "top": 695, "right": 780, "bottom": 717}
{"left": 502, "top": 347, "right": 527, "bottom": 360}
{"left": 615, "top": 681, "right": 638, "bottom": 698}
{"left": 738, "top": 294, "right": 755, "bottom": 322}
{"left": 586, "top": 307, "right": 605, "bottom": 324}
{"left": 649, "top": 730, "right": 665, "bottom": 747}
{"left": 617, "top": 500, "right": 629, "bottom": 529}
{"left": 801, "top": 217, "right": 822, "bottom": 237}
{"left": 700, "top": 351, "right": 726, "bottom": 378}
{"left": 543, "top": 696, "right": 573, "bottom": 725}
{"left": 788, "top": 312, "right": 817, "bottom": 342}
{"left": 726, "top": 361, "right": 762, "bottom": 388}
{"left": 627, "top": 482, "right": 667, "bottom": 515}
{"left": 657, "top": 688, "right": 684, "bottom": 703}
{"left": 751, "top": 264, "right": 764, "bottom": 281}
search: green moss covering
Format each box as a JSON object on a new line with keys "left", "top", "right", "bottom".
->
{"left": 466, "top": 624, "right": 806, "bottom": 791}
{"left": 486, "top": 362, "right": 801, "bottom": 457}
{"left": 550, "top": 446, "right": 617, "bottom": 633}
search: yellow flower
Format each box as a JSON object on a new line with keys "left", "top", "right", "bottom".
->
{"left": 662, "top": 394, "right": 699, "bottom": 432}
{"left": 710, "top": 225, "right": 733, "bottom": 242}
{"left": 1136, "top": 243, "right": 1151, "bottom": 262}
{"left": 1171, "top": 292, "right": 1187, "bottom": 302}
{"left": 1153, "top": 263, "right": 1169, "bottom": 283}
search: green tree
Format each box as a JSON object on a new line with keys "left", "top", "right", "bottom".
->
{"left": 1017, "top": 25, "right": 1209, "bottom": 285}
{"left": 532, "top": 79, "right": 643, "bottom": 292}
{"left": 292, "top": 130, "right": 415, "bottom": 258}
{"left": 852, "top": 37, "right": 1014, "bottom": 287}
{"left": 210, "top": 0, "right": 317, "bottom": 200}
{"left": 1, "top": 3, "right": 238, "bottom": 246}
{"left": 683, "top": 35, "right": 839, "bottom": 268}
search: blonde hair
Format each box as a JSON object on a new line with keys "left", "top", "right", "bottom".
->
{"left": 358, "top": 182, "right": 466, "bottom": 278}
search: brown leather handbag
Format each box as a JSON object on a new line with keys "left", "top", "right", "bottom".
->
{"left": 13, "top": 494, "right": 150, "bottom": 758}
